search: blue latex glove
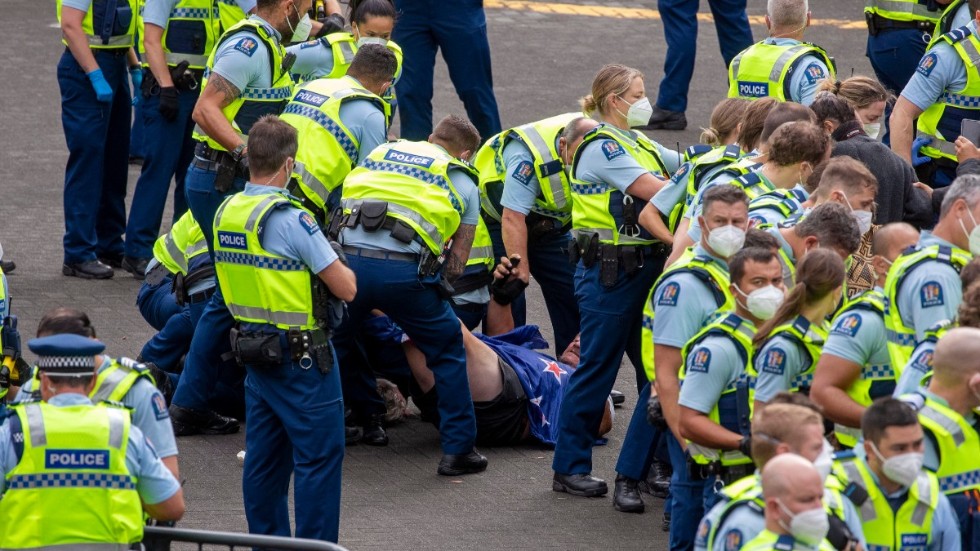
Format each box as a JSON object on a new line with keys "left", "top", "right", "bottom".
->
{"left": 87, "top": 69, "right": 113, "bottom": 103}
{"left": 911, "top": 136, "right": 933, "bottom": 167}
{"left": 130, "top": 67, "right": 143, "bottom": 106}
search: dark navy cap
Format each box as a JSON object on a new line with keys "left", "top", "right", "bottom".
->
{"left": 28, "top": 334, "right": 105, "bottom": 375}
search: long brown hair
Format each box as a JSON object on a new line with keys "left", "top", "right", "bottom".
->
{"left": 752, "top": 248, "right": 845, "bottom": 347}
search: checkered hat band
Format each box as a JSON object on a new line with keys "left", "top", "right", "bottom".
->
{"left": 37, "top": 355, "right": 96, "bottom": 371}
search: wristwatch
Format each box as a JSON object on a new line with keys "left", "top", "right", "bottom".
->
{"left": 231, "top": 144, "right": 246, "bottom": 162}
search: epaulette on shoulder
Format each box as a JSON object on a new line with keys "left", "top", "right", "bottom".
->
{"left": 943, "top": 25, "right": 972, "bottom": 43}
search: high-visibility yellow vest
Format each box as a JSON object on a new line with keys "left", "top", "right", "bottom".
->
{"left": 213, "top": 191, "right": 319, "bottom": 330}
{"left": 740, "top": 530, "right": 837, "bottom": 551}
{"left": 833, "top": 453, "right": 939, "bottom": 550}
{"left": 467, "top": 218, "right": 494, "bottom": 271}
{"left": 342, "top": 141, "right": 477, "bottom": 256}
{"left": 569, "top": 125, "right": 669, "bottom": 246}
{"left": 679, "top": 312, "right": 758, "bottom": 466}
{"left": 280, "top": 75, "right": 390, "bottom": 219}
{"left": 293, "top": 33, "right": 404, "bottom": 87}
{"left": 640, "top": 249, "right": 732, "bottom": 381}
{"left": 932, "top": 0, "right": 967, "bottom": 43}
{"left": 867, "top": 0, "right": 944, "bottom": 23}
{"left": 57, "top": 0, "right": 138, "bottom": 49}
{"left": 0, "top": 402, "right": 143, "bottom": 548}
{"left": 917, "top": 26, "right": 980, "bottom": 162}
{"left": 475, "top": 113, "right": 579, "bottom": 225}
{"left": 137, "top": 0, "right": 221, "bottom": 69}
{"left": 913, "top": 394, "right": 980, "bottom": 494}
{"left": 728, "top": 41, "right": 836, "bottom": 101}
{"left": 748, "top": 187, "right": 808, "bottom": 223}
{"left": 192, "top": 17, "right": 293, "bottom": 152}
{"left": 20, "top": 358, "right": 156, "bottom": 406}
{"left": 216, "top": 0, "right": 247, "bottom": 34}
{"left": 760, "top": 314, "right": 829, "bottom": 393}
{"left": 884, "top": 244, "right": 970, "bottom": 371}
{"left": 152, "top": 210, "right": 208, "bottom": 275}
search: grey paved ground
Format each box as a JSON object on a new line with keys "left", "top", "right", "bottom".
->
{"left": 0, "top": 1, "right": 875, "bottom": 549}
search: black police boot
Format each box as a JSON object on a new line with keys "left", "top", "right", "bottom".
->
{"left": 0, "top": 259, "right": 15, "bottom": 273}
{"left": 639, "top": 106, "right": 688, "bottom": 131}
{"left": 63, "top": 260, "right": 114, "bottom": 280}
{"left": 613, "top": 474, "right": 645, "bottom": 513}
{"left": 552, "top": 472, "right": 608, "bottom": 497}
{"left": 609, "top": 389, "right": 626, "bottom": 407}
{"left": 169, "top": 404, "right": 239, "bottom": 436}
{"left": 345, "top": 426, "right": 363, "bottom": 446}
{"left": 647, "top": 460, "right": 672, "bottom": 499}
{"left": 662, "top": 510, "right": 671, "bottom": 532}
{"left": 121, "top": 256, "right": 150, "bottom": 280}
{"left": 438, "top": 450, "right": 488, "bottom": 476}
{"left": 97, "top": 254, "right": 123, "bottom": 269}
{"left": 361, "top": 414, "right": 389, "bottom": 446}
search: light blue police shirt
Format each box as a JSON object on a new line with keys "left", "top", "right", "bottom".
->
{"left": 753, "top": 329, "right": 809, "bottom": 403}
{"left": 652, "top": 245, "right": 729, "bottom": 348}
{"left": 823, "top": 287, "right": 892, "bottom": 383}
{"left": 209, "top": 15, "right": 281, "bottom": 92}
{"left": 342, "top": 144, "right": 481, "bottom": 254}
{"left": 767, "top": 226, "right": 798, "bottom": 288}
{"left": 650, "top": 161, "right": 690, "bottom": 216}
{"left": 286, "top": 38, "right": 337, "bottom": 82}
{"left": 895, "top": 232, "right": 964, "bottom": 341}
{"left": 894, "top": 338, "right": 937, "bottom": 397}
{"left": 14, "top": 357, "right": 178, "bottom": 458}
{"left": 499, "top": 139, "right": 544, "bottom": 216}
{"left": 242, "top": 184, "right": 338, "bottom": 273}
{"left": 900, "top": 21, "right": 976, "bottom": 113}
{"left": 0, "top": 393, "right": 181, "bottom": 504}
{"left": 678, "top": 317, "right": 754, "bottom": 414}
{"left": 951, "top": 4, "right": 973, "bottom": 30}
{"left": 574, "top": 136, "right": 650, "bottom": 195}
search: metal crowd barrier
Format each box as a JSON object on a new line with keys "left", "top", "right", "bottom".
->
{"left": 142, "top": 526, "right": 349, "bottom": 551}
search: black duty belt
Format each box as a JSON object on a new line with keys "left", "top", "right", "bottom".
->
{"left": 866, "top": 12, "right": 935, "bottom": 34}
{"left": 186, "top": 287, "right": 216, "bottom": 305}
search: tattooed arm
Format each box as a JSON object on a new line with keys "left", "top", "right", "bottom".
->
{"left": 443, "top": 223, "right": 476, "bottom": 283}
{"left": 191, "top": 72, "right": 243, "bottom": 152}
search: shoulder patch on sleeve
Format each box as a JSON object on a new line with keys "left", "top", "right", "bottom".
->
{"left": 688, "top": 347, "right": 712, "bottom": 373}
{"left": 919, "top": 280, "right": 945, "bottom": 308}
{"left": 151, "top": 392, "right": 169, "bottom": 421}
{"left": 695, "top": 518, "right": 711, "bottom": 548}
{"left": 832, "top": 314, "right": 862, "bottom": 337}
{"left": 917, "top": 53, "right": 938, "bottom": 77}
{"left": 511, "top": 160, "right": 534, "bottom": 186}
{"left": 909, "top": 348, "right": 934, "bottom": 373}
{"left": 761, "top": 347, "right": 787, "bottom": 375}
{"left": 723, "top": 528, "right": 745, "bottom": 551}
{"left": 657, "top": 281, "right": 681, "bottom": 307}
{"left": 803, "top": 63, "right": 826, "bottom": 84}
{"left": 299, "top": 38, "right": 321, "bottom": 49}
{"left": 233, "top": 37, "right": 259, "bottom": 57}
{"left": 600, "top": 139, "right": 626, "bottom": 161}
{"left": 299, "top": 212, "right": 320, "bottom": 235}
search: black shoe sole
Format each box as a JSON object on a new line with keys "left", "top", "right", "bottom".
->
{"left": 62, "top": 264, "right": 114, "bottom": 280}
{"left": 172, "top": 420, "right": 240, "bottom": 437}
{"left": 361, "top": 436, "right": 389, "bottom": 447}
{"left": 121, "top": 261, "right": 146, "bottom": 280}
{"left": 613, "top": 499, "right": 645, "bottom": 513}
{"left": 552, "top": 479, "right": 608, "bottom": 497}
{"left": 438, "top": 462, "right": 488, "bottom": 476}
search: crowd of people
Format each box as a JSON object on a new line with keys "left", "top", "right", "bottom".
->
{"left": 2, "top": 0, "right": 980, "bottom": 548}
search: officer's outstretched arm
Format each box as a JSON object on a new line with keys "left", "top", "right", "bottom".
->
{"left": 317, "top": 261, "right": 356, "bottom": 303}
{"left": 678, "top": 406, "right": 742, "bottom": 450}
{"left": 666, "top": 218, "right": 695, "bottom": 268}
{"left": 192, "top": 74, "right": 245, "bottom": 152}
{"left": 624, "top": 173, "right": 668, "bottom": 202}
{"left": 500, "top": 209, "right": 531, "bottom": 284}
{"left": 653, "top": 344, "right": 685, "bottom": 444}
{"left": 889, "top": 97, "right": 924, "bottom": 165}
{"left": 143, "top": 487, "right": 185, "bottom": 522}
{"left": 811, "top": 354, "right": 865, "bottom": 428}
{"left": 444, "top": 223, "right": 476, "bottom": 283}
{"left": 60, "top": 7, "right": 100, "bottom": 73}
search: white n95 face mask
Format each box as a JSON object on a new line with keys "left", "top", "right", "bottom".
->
{"left": 706, "top": 223, "right": 746, "bottom": 258}
{"left": 960, "top": 209, "right": 980, "bottom": 256}
{"left": 777, "top": 500, "right": 830, "bottom": 546}
{"left": 735, "top": 284, "right": 784, "bottom": 321}
{"left": 617, "top": 96, "right": 654, "bottom": 128}
{"left": 288, "top": 12, "right": 312, "bottom": 43}
{"left": 812, "top": 439, "right": 834, "bottom": 481}
{"left": 864, "top": 122, "right": 881, "bottom": 140}
{"left": 870, "top": 442, "right": 924, "bottom": 488}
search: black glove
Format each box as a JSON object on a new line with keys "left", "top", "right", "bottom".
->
{"left": 316, "top": 13, "right": 345, "bottom": 37}
{"left": 158, "top": 87, "right": 179, "bottom": 122}
{"left": 329, "top": 241, "right": 348, "bottom": 266}
{"left": 738, "top": 435, "right": 752, "bottom": 458}
{"left": 647, "top": 394, "right": 667, "bottom": 430}
{"left": 825, "top": 513, "right": 857, "bottom": 551}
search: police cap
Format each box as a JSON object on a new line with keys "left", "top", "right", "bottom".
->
{"left": 28, "top": 334, "right": 104, "bottom": 376}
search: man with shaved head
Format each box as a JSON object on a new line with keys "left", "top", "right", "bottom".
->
{"left": 738, "top": 454, "right": 831, "bottom": 550}
{"left": 902, "top": 326, "right": 980, "bottom": 549}
{"left": 813, "top": 222, "right": 920, "bottom": 449}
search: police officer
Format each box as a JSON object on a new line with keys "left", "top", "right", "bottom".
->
{"left": 550, "top": 64, "right": 673, "bottom": 499}
{"left": 614, "top": 186, "right": 747, "bottom": 527}
{"left": 891, "top": 7, "right": 980, "bottom": 186}
{"left": 832, "top": 398, "right": 961, "bottom": 550}
{"left": 14, "top": 308, "right": 181, "bottom": 478}
{"left": 120, "top": 0, "right": 223, "bottom": 278}
{"left": 700, "top": 401, "right": 866, "bottom": 551}
{"left": 641, "top": 0, "right": 752, "bottom": 131}
{"left": 335, "top": 115, "right": 488, "bottom": 476}
{"left": 58, "top": 0, "right": 142, "bottom": 279}
{"left": 212, "top": 115, "right": 354, "bottom": 542}
{"left": 449, "top": 218, "right": 495, "bottom": 330}
{"left": 752, "top": 250, "right": 845, "bottom": 411}
{"left": 678, "top": 248, "right": 786, "bottom": 506}
{"left": 811, "top": 223, "right": 919, "bottom": 449}
{"left": 474, "top": 115, "right": 598, "bottom": 354}
{"left": 884, "top": 174, "right": 980, "bottom": 371}
{"left": 391, "top": 0, "right": 501, "bottom": 140}
{"left": 764, "top": 202, "right": 861, "bottom": 289}
{"left": 727, "top": 0, "right": 835, "bottom": 106}
{"left": 740, "top": 454, "right": 837, "bottom": 551}
{"left": 0, "top": 334, "right": 184, "bottom": 548}
{"left": 903, "top": 327, "right": 980, "bottom": 548}
{"left": 280, "top": 43, "right": 395, "bottom": 222}
{"left": 137, "top": 210, "right": 214, "bottom": 376}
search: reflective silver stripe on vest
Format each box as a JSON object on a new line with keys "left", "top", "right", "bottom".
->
{"left": 294, "top": 161, "right": 332, "bottom": 205}
{"left": 730, "top": 51, "right": 746, "bottom": 83}
{"left": 958, "top": 35, "right": 980, "bottom": 69}
{"left": 841, "top": 461, "right": 878, "bottom": 521}
{"left": 24, "top": 403, "right": 46, "bottom": 447}
{"left": 686, "top": 442, "right": 750, "bottom": 464}
{"left": 337, "top": 40, "right": 355, "bottom": 65}
{"left": 164, "top": 234, "right": 188, "bottom": 273}
{"left": 281, "top": 103, "right": 357, "bottom": 162}
{"left": 186, "top": 240, "right": 208, "bottom": 258}
{"left": 165, "top": 52, "right": 208, "bottom": 67}
{"left": 86, "top": 34, "right": 133, "bottom": 47}
{"left": 343, "top": 199, "right": 444, "bottom": 246}
{"left": 868, "top": 0, "right": 939, "bottom": 17}
{"left": 835, "top": 424, "right": 861, "bottom": 441}
{"left": 226, "top": 304, "right": 309, "bottom": 327}
{"left": 246, "top": 195, "right": 285, "bottom": 231}
{"left": 910, "top": 475, "right": 932, "bottom": 526}
{"left": 920, "top": 405, "right": 966, "bottom": 446}
{"left": 517, "top": 124, "right": 567, "bottom": 209}
{"left": 468, "top": 245, "right": 494, "bottom": 262}
{"left": 917, "top": 132, "right": 958, "bottom": 156}
{"left": 91, "top": 366, "right": 130, "bottom": 404}
{"left": 769, "top": 44, "right": 812, "bottom": 82}
{"left": 572, "top": 228, "right": 655, "bottom": 246}
{"left": 106, "top": 407, "right": 126, "bottom": 449}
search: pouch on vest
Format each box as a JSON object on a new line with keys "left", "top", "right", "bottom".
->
{"left": 600, "top": 244, "right": 619, "bottom": 287}
{"left": 357, "top": 200, "right": 388, "bottom": 232}
{"left": 165, "top": 19, "right": 207, "bottom": 56}
{"left": 825, "top": 513, "right": 858, "bottom": 551}
{"left": 577, "top": 232, "right": 599, "bottom": 268}
{"left": 171, "top": 272, "right": 187, "bottom": 306}
{"left": 92, "top": 0, "right": 131, "bottom": 44}
{"left": 230, "top": 329, "right": 282, "bottom": 367}
{"left": 215, "top": 155, "right": 237, "bottom": 192}
{"left": 389, "top": 220, "right": 416, "bottom": 244}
